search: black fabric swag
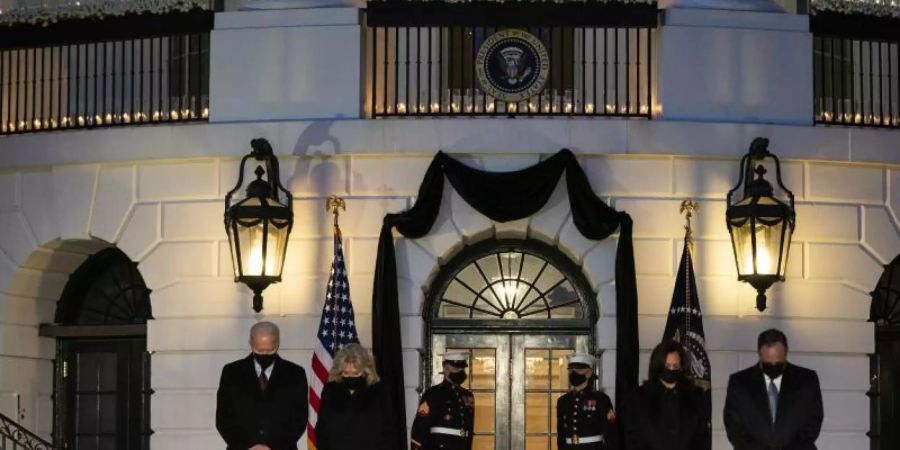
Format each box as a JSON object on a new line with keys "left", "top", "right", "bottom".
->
{"left": 371, "top": 149, "right": 640, "bottom": 450}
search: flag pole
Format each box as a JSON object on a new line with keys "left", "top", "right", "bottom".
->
{"left": 325, "top": 195, "right": 346, "bottom": 238}
{"left": 679, "top": 199, "right": 699, "bottom": 252}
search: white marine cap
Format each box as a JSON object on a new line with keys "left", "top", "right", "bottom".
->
{"left": 567, "top": 353, "right": 596, "bottom": 369}
{"left": 441, "top": 351, "right": 470, "bottom": 368}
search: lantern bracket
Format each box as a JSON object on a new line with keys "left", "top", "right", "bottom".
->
{"left": 225, "top": 138, "right": 293, "bottom": 210}
{"left": 727, "top": 137, "right": 796, "bottom": 210}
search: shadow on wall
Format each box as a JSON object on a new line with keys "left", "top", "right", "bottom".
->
{"left": 289, "top": 119, "right": 343, "bottom": 199}
{"left": 280, "top": 120, "right": 346, "bottom": 315}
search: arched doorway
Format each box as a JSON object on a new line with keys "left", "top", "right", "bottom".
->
{"left": 39, "top": 247, "right": 152, "bottom": 450}
{"left": 425, "top": 239, "right": 598, "bottom": 450}
{"left": 870, "top": 254, "right": 900, "bottom": 450}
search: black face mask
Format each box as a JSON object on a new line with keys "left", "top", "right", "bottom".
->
{"left": 448, "top": 371, "right": 467, "bottom": 385}
{"left": 343, "top": 376, "right": 367, "bottom": 391}
{"left": 569, "top": 372, "right": 587, "bottom": 387}
{"left": 660, "top": 368, "right": 683, "bottom": 385}
{"left": 254, "top": 353, "right": 276, "bottom": 369}
{"left": 761, "top": 362, "right": 786, "bottom": 379}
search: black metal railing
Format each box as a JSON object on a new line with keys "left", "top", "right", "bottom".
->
{"left": 0, "top": 412, "right": 54, "bottom": 450}
{"left": 366, "top": 2, "right": 657, "bottom": 118}
{"left": 812, "top": 12, "right": 900, "bottom": 128}
{"left": 0, "top": 9, "right": 214, "bottom": 135}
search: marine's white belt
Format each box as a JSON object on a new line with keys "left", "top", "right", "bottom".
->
{"left": 430, "top": 427, "right": 468, "bottom": 437}
{"left": 565, "top": 435, "right": 604, "bottom": 444}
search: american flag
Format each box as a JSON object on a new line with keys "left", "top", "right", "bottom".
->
{"left": 307, "top": 225, "right": 359, "bottom": 450}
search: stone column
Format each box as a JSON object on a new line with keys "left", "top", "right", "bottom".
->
{"left": 655, "top": 7, "right": 813, "bottom": 125}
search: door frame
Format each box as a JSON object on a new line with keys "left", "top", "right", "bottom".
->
{"left": 54, "top": 337, "right": 149, "bottom": 450}
{"left": 431, "top": 333, "right": 592, "bottom": 450}
{"left": 422, "top": 238, "right": 600, "bottom": 389}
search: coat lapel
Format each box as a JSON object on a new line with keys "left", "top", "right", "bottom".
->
{"left": 748, "top": 366, "right": 774, "bottom": 428}
{"left": 265, "top": 356, "right": 283, "bottom": 393}
{"left": 773, "top": 364, "right": 795, "bottom": 434}
{"left": 243, "top": 355, "right": 264, "bottom": 397}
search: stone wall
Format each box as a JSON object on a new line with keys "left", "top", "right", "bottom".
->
{"left": 0, "top": 150, "right": 893, "bottom": 450}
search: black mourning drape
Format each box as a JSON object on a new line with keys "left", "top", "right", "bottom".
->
{"left": 372, "top": 149, "right": 640, "bottom": 450}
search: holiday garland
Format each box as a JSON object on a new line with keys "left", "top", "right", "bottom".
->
{"left": 811, "top": 0, "right": 900, "bottom": 18}
{"left": 2, "top": 0, "right": 897, "bottom": 27}
{"left": 0, "top": 0, "right": 208, "bottom": 27}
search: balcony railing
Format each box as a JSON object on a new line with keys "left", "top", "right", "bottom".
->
{"left": 812, "top": 11, "right": 900, "bottom": 128}
{"left": 365, "top": 2, "right": 657, "bottom": 118}
{"left": 0, "top": 411, "right": 54, "bottom": 450}
{"left": 0, "top": 5, "right": 215, "bottom": 135}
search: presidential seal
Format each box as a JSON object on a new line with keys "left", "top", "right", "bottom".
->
{"left": 475, "top": 29, "right": 550, "bottom": 103}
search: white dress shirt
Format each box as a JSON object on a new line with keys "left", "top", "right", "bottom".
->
{"left": 763, "top": 372, "right": 783, "bottom": 391}
{"left": 254, "top": 359, "right": 275, "bottom": 379}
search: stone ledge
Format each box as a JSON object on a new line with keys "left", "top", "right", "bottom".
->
{"left": 214, "top": 6, "right": 360, "bottom": 29}
{"left": 3, "top": 118, "right": 900, "bottom": 169}
{"left": 662, "top": 7, "right": 809, "bottom": 32}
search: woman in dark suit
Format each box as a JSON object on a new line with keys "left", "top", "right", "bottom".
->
{"left": 628, "top": 340, "right": 710, "bottom": 450}
{"left": 314, "top": 343, "right": 395, "bottom": 450}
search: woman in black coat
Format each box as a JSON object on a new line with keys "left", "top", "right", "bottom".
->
{"left": 628, "top": 340, "right": 711, "bottom": 450}
{"left": 314, "top": 343, "right": 395, "bottom": 450}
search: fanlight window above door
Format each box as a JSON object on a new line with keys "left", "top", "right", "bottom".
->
{"left": 434, "top": 240, "right": 589, "bottom": 320}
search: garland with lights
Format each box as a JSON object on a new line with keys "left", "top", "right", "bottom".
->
{"left": 811, "top": 0, "right": 900, "bottom": 18}
{"left": 0, "top": 0, "right": 208, "bottom": 27}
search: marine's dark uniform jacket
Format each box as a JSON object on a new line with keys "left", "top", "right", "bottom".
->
{"left": 556, "top": 387, "right": 619, "bottom": 450}
{"left": 411, "top": 380, "right": 474, "bottom": 450}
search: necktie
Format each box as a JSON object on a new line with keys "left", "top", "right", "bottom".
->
{"left": 259, "top": 371, "right": 269, "bottom": 393}
{"left": 767, "top": 380, "right": 778, "bottom": 424}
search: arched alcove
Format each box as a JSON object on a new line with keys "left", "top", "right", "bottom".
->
{"left": 869, "top": 254, "right": 900, "bottom": 450}
{"left": 423, "top": 237, "right": 599, "bottom": 450}
{"left": 26, "top": 243, "right": 153, "bottom": 450}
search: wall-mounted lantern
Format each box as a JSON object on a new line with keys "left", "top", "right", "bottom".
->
{"left": 224, "top": 138, "right": 294, "bottom": 313}
{"left": 726, "top": 137, "right": 796, "bottom": 312}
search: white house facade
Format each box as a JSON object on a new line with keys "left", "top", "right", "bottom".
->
{"left": 0, "top": 0, "right": 898, "bottom": 449}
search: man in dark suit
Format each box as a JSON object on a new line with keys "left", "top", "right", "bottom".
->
{"left": 216, "top": 321, "right": 308, "bottom": 450}
{"left": 724, "top": 329, "right": 823, "bottom": 450}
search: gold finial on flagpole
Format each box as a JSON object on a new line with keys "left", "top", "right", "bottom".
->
{"left": 326, "top": 195, "right": 346, "bottom": 228}
{"left": 680, "top": 199, "right": 699, "bottom": 250}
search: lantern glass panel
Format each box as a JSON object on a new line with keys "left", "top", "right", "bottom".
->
{"left": 227, "top": 225, "right": 241, "bottom": 278}
{"left": 732, "top": 196, "right": 791, "bottom": 277}
{"left": 234, "top": 198, "right": 291, "bottom": 278}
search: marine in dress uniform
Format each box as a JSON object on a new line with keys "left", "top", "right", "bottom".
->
{"left": 556, "top": 354, "right": 619, "bottom": 450}
{"left": 411, "top": 352, "right": 475, "bottom": 450}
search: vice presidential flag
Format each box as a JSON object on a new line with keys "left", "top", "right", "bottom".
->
{"left": 663, "top": 238, "right": 711, "bottom": 387}
{"left": 307, "top": 225, "right": 359, "bottom": 449}
{"left": 663, "top": 237, "right": 712, "bottom": 450}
